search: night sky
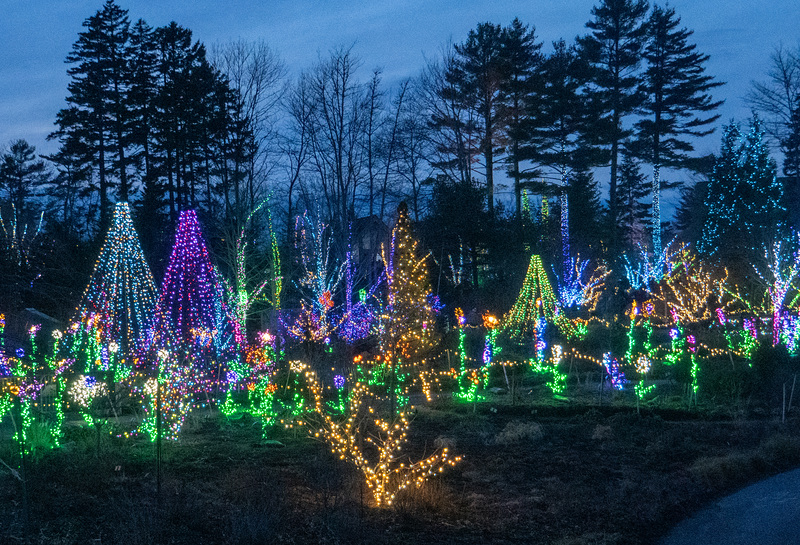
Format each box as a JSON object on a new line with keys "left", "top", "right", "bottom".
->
{"left": 1, "top": 0, "right": 798, "bottom": 188}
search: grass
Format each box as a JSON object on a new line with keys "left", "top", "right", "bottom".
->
{"left": 2, "top": 391, "right": 800, "bottom": 544}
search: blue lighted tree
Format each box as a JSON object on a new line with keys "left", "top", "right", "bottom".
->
{"left": 700, "top": 117, "right": 784, "bottom": 262}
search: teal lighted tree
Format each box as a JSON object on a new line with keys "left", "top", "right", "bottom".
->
{"left": 74, "top": 201, "right": 158, "bottom": 353}
{"left": 700, "top": 118, "right": 784, "bottom": 261}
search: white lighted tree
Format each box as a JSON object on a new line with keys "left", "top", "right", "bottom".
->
{"left": 754, "top": 232, "right": 800, "bottom": 346}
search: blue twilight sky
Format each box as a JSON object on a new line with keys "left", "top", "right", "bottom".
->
{"left": 1, "top": 0, "right": 798, "bottom": 188}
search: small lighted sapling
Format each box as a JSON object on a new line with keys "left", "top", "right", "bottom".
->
{"left": 240, "top": 331, "right": 281, "bottom": 435}
{"left": 337, "top": 225, "right": 384, "bottom": 344}
{"left": 660, "top": 250, "right": 729, "bottom": 324}
{"left": 453, "top": 309, "right": 494, "bottom": 406}
{"left": 665, "top": 308, "right": 700, "bottom": 406}
{"left": 716, "top": 308, "right": 758, "bottom": 362}
{"left": 136, "top": 349, "right": 194, "bottom": 441}
{"left": 555, "top": 256, "right": 610, "bottom": 312}
{"left": 624, "top": 239, "right": 685, "bottom": 291}
{"left": 530, "top": 344, "right": 568, "bottom": 396}
{"left": 626, "top": 302, "right": 656, "bottom": 407}
{"left": 302, "top": 364, "right": 461, "bottom": 508}
{"left": 2, "top": 351, "right": 46, "bottom": 460}
{"left": 602, "top": 353, "right": 627, "bottom": 392}
{"left": 287, "top": 212, "right": 345, "bottom": 345}
{"left": 69, "top": 375, "right": 108, "bottom": 428}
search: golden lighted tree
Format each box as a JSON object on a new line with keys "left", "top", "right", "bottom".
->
{"left": 659, "top": 250, "right": 729, "bottom": 324}
{"left": 380, "top": 202, "right": 440, "bottom": 400}
{"left": 300, "top": 364, "right": 460, "bottom": 508}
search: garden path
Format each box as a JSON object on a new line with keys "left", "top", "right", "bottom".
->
{"left": 661, "top": 467, "right": 800, "bottom": 545}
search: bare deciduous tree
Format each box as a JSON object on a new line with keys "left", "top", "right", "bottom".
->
{"left": 211, "top": 39, "right": 287, "bottom": 218}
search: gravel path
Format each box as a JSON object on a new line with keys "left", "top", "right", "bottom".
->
{"left": 661, "top": 467, "right": 800, "bottom": 545}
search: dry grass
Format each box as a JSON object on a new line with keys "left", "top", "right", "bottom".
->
{"left": 493, "top": 420, "right": 544, "bottom": 445}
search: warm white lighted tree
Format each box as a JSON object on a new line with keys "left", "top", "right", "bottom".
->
{"left": 301, "top": 364, "right": 460, "bottom": 508}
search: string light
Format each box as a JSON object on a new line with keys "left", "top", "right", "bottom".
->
{"left": 301, "top": 365, "right": 461, "bottom": 508}
{"left": 154, "top": 209, "right": 232, "bottom": 351}
{"left": 73, "top": 202, "right": 158, "bottom": 354}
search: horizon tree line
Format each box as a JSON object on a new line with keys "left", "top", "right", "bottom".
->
{"left": 1, "top": 0, "right": 798, "bottom": 320}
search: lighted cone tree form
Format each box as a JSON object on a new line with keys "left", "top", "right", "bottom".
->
{"left": 74, "top": 202, "right": 158, "bottom": 353}
{"left": 501, "top": 255, "right": 559, "bottom": 342}
{"left": 145, "top": 210, "right": 232, "bottom": 440}
{"left": 154, "top": 210, "right": 231, "bottom": 355}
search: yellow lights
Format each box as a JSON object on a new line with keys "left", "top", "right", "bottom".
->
{"left": 482, "top": 312, "right": 499, "bottom": 329}
{"left": 636, "top": 355, "right": 651, "bottom": 374}
{"left": 301, "top": 368, "right": 461, "bottom": 508}
{"left": 649, "top": 250, "right": 730, "bottom": 324}
{"left": 157, "top": 349, "right": 169, "bottom": 361}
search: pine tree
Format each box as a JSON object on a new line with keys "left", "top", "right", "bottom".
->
{"left": 578, "top": 0, "right": 649, "bottom": 254}
{"left": 568, "top": 169, "right": 604, "bottom": 257}
{"left": 781, "top": 101, "right": 800, "bottom": 230}
{"left": 498, "top": 18, "right": 543, "bottom": 218}
{"left": 674, "top": 180, "right": 707, "bottom": 247}
{"left": 739, "top": 117, "right": 784, "bottom": 248}
{"left": 631, "top": 4, "right": 723, "bottom": 255}
{"left": 522, "top": 39, "right": 599, "bottom": 269}
{"left": 699, "top": 123, "right": 741, "bottom": 258}
{"left": 616, "top": 151, "right": 650, "bottom": 251}
{"left": 128, "top": 20, "right": 159, "bottom": 205}
{"left": 455, "top": 23, "right": 506, "bottom": 217}
{"left": 421, "top": 45, "right": 480, "bottom": 187}
{"left": 151, "top": 23, "right": 231, "bottom": 220}
{"left": 0, "top": 140, "right": 50, "bottom": 219}
{"left": 700, "top": 118, "right": 783, "bottom": 263}
{"left": 52, "top": 1, "right": 132, "bottom": 227}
